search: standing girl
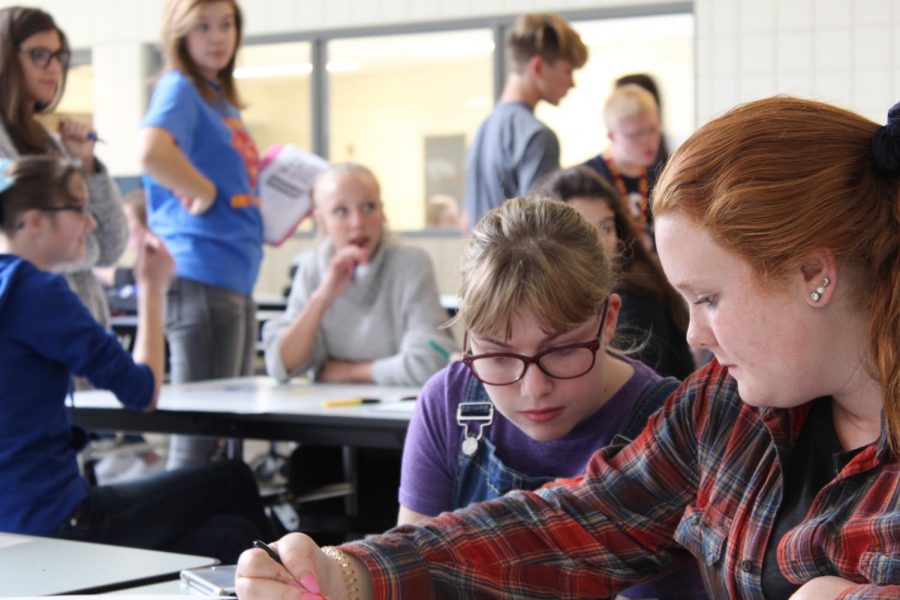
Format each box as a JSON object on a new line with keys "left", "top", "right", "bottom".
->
{"left": 0, "top": 155, "right": 270, "bottom": 563}
{"left": 0, "top": 6, "right": 127, "bottom": 328}
{"left": 139, "top": 0, "right": 262, "bottom": 468}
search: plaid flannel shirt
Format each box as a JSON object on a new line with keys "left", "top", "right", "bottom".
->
{"left": 347, "top": 360, "right": 900, "bottom": 599}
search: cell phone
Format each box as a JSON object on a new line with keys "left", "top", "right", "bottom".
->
{"left": 180, "top": 564, "right": 237, "bottom": 596}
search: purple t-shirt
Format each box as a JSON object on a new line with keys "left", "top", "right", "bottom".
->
{"left": 400, "top": 355, "right": 664, "bottom": 517}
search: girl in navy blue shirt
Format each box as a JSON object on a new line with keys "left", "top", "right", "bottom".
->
{"left": 0, "top": 155, "right": 269, "bottom": 562}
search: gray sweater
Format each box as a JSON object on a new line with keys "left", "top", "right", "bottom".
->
{"left": 263, "top": 237, "right": 458, "bottom": 386}
{"left": 0, "top": 120, "right": 128, "bottom": 329}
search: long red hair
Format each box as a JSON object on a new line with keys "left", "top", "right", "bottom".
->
{"left": 654, "top": 96, "right": 900, "bottom": 454}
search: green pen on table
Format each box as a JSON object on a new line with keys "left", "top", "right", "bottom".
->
{"left": 428, "top": 338, "right": 451, "bottom": 361}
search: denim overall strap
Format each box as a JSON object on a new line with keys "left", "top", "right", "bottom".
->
{"left": 452, "top": 376, "right": 553, "bottom": 509}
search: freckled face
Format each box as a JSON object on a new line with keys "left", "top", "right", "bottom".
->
{"left": 655, "top": 213, "right": 822, "bottom": 408}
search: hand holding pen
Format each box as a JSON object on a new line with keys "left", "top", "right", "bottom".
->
{"left": 57, "top": 118, "right": 99, "bottom": 172}
{"left": 318, "top": 244, "right": 370, "bottom": 303}
{"left": 240, "top": 540, "right": 324, "bottom": 599}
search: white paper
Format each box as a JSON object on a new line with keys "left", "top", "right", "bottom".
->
{"left": 258, "top": 144, "right": 329, "bottom": 246}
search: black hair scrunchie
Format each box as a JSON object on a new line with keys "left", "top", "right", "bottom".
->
{"left": 872, "top": 101, "right": 900, "bottom": 174}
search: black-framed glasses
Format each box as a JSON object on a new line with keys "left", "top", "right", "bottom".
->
{"left": 463, "top": 301, "right": 609, "bottom": 386}
{"left": 19, "top": 46, "right": 70, "bottom": 69}
{"left": 40, "top": 204, "right": 89, "bottom": 217}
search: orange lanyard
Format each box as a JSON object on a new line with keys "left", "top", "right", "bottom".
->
{"left": 604, "top": 154, "right": 649, "bottom": 219}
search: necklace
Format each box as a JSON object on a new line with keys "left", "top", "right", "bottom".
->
{"left": 604, "top": 153, "right": 649, "bottom": 224}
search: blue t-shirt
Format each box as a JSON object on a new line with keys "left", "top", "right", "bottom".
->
{"left": 142, "top": 70, "right": 263, "bottom": 295}
{"left": 0, "top": 256, "right": 154, "bottom": 534}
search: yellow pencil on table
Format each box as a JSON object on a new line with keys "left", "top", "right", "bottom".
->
{"left": 322, "top": 398, "right": 381, "bottom": 408}
{"left": 322, "top": 397, "right": 417, "bottom": 408}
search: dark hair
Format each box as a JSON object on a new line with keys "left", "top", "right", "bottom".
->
{"left": 654, "top": 95, "right": 900, "bottom": 453}
{"left": 0, "top": 155, "right": 83, "bottom": 233}
{"left": 161, "top": 0, "right": 244, "bottom": 108}
{"left": 0, "top": 7, "right": 70, "bottom": 154}
{"left": 536, "top": 165, "right": 688, "bottom": 333}
{"left": 616, "top": 73, "right": 660, "bottom": 108}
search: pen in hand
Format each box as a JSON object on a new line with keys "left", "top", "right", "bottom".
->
{"left": 253, "top": 540, "right": 284, "bottom": 566}
{"left": 252, "top": 540, "right": 323, "bottom": 597}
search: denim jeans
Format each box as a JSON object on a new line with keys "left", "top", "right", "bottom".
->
{"left": 51, "top": 460, "right": 271, "bottom": 563}
{"left": 165, "top": 278, "right": 257, "bottom": 469}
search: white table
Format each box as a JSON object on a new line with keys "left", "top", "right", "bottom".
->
{"left": 0, "top": 532, "right": 215, "bottom": 596}
{"left": 74, "top": 377, "right": 421, "bottom": 536}
{"left": 73, "top": 376, "right": 419, "bottom": 450}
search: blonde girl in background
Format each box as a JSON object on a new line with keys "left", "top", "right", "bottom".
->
{"left": 263, "top": 163, "right": 455, "bottom": 386}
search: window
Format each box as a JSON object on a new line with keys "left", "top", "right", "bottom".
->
{"left": 237, "top": 41, "right": 313, "bottom": 155}
{"left": 536, "top": 13, "right": 695, "bottom": 167}
{"left": 44, "top": 52, "right": 94, "bottom": 131}
{"left": 327, "top": 30, "right": 494, "bottom": 231}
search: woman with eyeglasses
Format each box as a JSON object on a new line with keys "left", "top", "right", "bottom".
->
{"left": 0, "top": 155, "right": 271, "bottom": 562}
{"left": 395, "top": 197, "right": 706, "bottom": 599}
{"left": 0, "top": 7, "right": 127, "bottom": 331}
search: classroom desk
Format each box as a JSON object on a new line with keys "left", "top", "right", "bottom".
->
{"left": 0, "top": 532, "right": 215, "bottom": 596}
{"left": 73, "top": 376, "right": 419, "bottom": 450}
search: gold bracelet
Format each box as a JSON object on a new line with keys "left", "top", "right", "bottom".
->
{"left": 321, "top": 545, "right": 360, "bottom": 600}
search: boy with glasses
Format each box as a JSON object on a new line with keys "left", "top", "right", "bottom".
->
{"left": 397, "top": 198, "right": 706, "bottom": 600}
{"left": 585, "top": 83, "right": 663, "bottom": 251}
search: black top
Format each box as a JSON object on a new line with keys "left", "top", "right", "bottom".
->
{"left": 761, "top": 397, "right": 865, "bottom": 599}
{"left": 614, "top": 289, "right": 694, "bottom": 380}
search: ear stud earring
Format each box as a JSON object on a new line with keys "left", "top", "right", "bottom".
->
{"left": 810, "top": 276, "right": 831, "bottom": 302}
